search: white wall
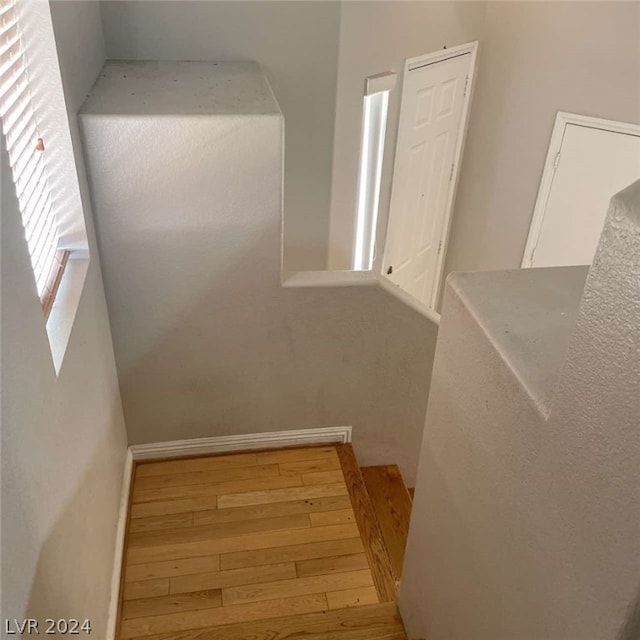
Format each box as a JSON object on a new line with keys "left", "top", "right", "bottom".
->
{"left": 400, "top": 182, "right": 640, "bottom": 638}
{"left": 443, "top": 1, "right": 640, "bottom": 291}
{"left": 1, "top": 2, "right": 127, "bottom": 633}
{"left": 80, "top": 61, "right": 438, "bottom": 486}
{"left": 328, "top": 1, "right": 487, "bottom": 269}
{"left": 99, "top": 0, "right": 340, "bottom": 272}
{"left": 97, "top": 1, "right": 640, "bottom": 280}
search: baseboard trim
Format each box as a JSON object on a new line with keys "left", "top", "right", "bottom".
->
{"left": 129, "top": 426, "right": 353, "bottom": 462}
{"left": 106, "top": 448, "right": 133, "bottom": 640}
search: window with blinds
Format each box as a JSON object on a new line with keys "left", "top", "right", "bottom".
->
{"left": 0, "top": 0, "right": 67, "bottom": 317}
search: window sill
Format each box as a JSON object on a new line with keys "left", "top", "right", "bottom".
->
{"left": 281, "top": 269, "right": 379, "bottom": 288}
{"left": 45, "top": 252, "right": 89, "bottom": 375}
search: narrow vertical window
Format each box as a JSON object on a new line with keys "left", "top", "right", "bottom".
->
{"left": 0, "top": 0, "right": 66, "bottom": 316}
{"left": 353, "top": 72, "right": 396, "bottom": 271}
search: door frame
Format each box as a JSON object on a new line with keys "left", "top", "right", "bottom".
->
{"left": 381, "top": 40, "right": 479, "bottom": 310}
{"left": 522, "top": 111, "right": 640, "bottom": 268}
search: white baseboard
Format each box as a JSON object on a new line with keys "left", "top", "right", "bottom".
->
{"left": 129, "top": 426, "right": 352, "bottom": 462}
{"left": 106, "top": 448, "right": 133, "bottom": 640}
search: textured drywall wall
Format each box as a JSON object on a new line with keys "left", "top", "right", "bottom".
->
{"left": 80, "top": 61, "right": 437, "bottom": 485}
{"left": 0, "top": 3, "right": 127, "bottom": 632}
{"left": 400, "top": 182, "right": 640, "bottom": 638}
{"left": 443, "top": 1, "right": 640, "bottom": 296}
{"left": 99, "top": 0, "right": 340, "bottom": 271}
{"left": 328, "top": 1, "right": 487, "bottom": 269}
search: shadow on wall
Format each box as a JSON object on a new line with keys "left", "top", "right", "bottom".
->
{"left": 23, "top": 429, "right": 124, "bottom": 637}
{"left": 619, "top": 587, "right": 640, "bottom": 640}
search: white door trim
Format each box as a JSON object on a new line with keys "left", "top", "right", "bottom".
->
{"left": 383, "top": 41, "right": 479, "bottom": 309}
{"left": 522, "top": 111, "right": 640, "bottom": 268}
{"left": 406, "top": 41, "right": 478, "bottom": 71}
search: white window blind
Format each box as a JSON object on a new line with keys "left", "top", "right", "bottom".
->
{"left": 0, "top": 0, "right": 66, "bottom": 315}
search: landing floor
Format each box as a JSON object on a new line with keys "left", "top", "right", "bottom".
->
{"left": 117, "top": 445, "right": 393, "bottom": 638}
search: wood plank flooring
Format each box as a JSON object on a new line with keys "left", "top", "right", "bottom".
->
{"left": 336, "top": 445, "right": 398, "bottom": 601}
{"left": 117, "top": 444, "right": 404, "bottom": 639}
{"left": 362, "top": 465, "right": 413, "bottom": 583}
{"left": 121, "top": 602, "right": 406, "bottom": 640}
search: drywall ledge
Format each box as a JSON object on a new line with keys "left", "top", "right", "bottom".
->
{"left": 81, "top": 60, "right": 281, "bottom": 116}
{"left": 282, "top": 270, "right": 379, "bottom": 288}
{"left": 448, "top": 265, "right": 589, "bottom": 416}
{"left": 283, "top": 270, "right": 441, "bottom": 326}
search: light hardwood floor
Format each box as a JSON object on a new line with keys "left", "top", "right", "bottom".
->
{"left": 362, "top": 465, "right": 413, "bottom": 582}
{"left": 117, "top": 445, "right": 400, "bottom": 639}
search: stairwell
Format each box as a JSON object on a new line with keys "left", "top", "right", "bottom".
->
{"left": 78, "top": 59, "right": 429, "bottom": 639}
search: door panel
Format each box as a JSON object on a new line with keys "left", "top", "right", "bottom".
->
{"left": 385, "top": 53, "right": 471, "bottom": 308}
{"left": 529, "top": 123, "right": 640, "bottom": 268}
{"left": 393, "top": 142, "right": 427, "bottom": 275}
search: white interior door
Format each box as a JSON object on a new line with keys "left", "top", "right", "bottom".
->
{"left": 384, "top": 47, "right": 475, "bottom": 309}
{"left": 524, "top": 114, "right": 640, "bottom": 268}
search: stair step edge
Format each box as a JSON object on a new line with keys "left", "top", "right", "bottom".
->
{"left": 335, "top": 445, "right": 398, "bottom": 603}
